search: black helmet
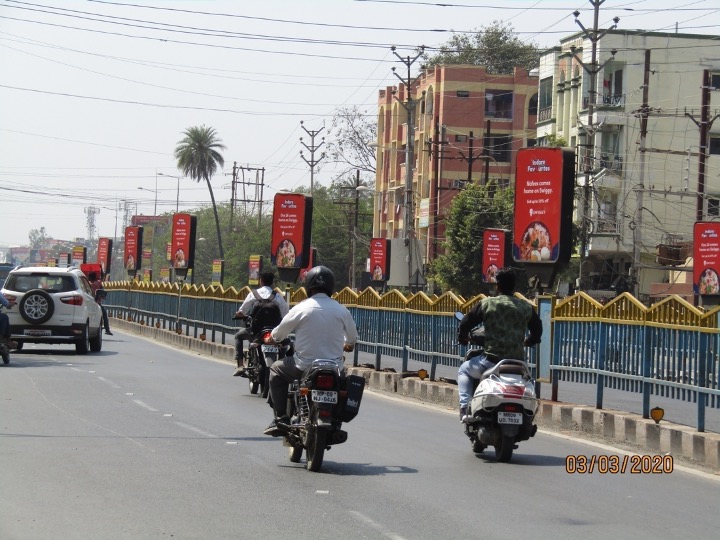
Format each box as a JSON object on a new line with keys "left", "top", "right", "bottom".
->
{"left": 303, "top": 265, "right": 335, "bottom": 296}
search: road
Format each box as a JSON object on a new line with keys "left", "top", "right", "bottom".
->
{"left": 2, "top": 331, "right": 718, "bottom": 540}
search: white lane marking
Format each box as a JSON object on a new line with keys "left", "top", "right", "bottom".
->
{"left": 125, "top": 392, "right": 134, "bottom": 396}
{"left": 71, "top": 367, "right": 82, "bottom": 372}
{"left": 316, "top": 490, "right": 329, "bottom": 494}
{"left": 226, "top": 441, "right": 238, "bottom": 445}
{"left": 163, "top": 413, "right": 173, "bottom": 417}
{"left": 97, "top": 377, "right": 121, "bottom": 389}
{"left": 174, "top": 421, "right": 217, "bottom": 438}
{"left": 348, "top": 511, "right": 408, "bottom": 540}
{"left": 133, "top": 399, "right": 159, "bottom": 412}
{"left": 89, "top": 371, "right": 96, "bottom": 373}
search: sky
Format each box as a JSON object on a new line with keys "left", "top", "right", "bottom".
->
{"left": 1, "top": 0, "right": 719, "bottom": 248}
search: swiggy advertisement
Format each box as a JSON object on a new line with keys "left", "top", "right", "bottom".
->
{"left": 271, "top": 193, "right": 312, "bottom": 269}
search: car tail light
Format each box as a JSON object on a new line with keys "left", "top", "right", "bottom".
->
{"left": 315, "top": 374, "right": 336, "bottom": 389}
{"left": 60, "top": 295, "right": 84, "bottom": 306}
{"left": 4, "top": 295, "right": 17, "bottom": 302}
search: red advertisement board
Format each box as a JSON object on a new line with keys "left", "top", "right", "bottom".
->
{"left": 369, "top": 238, "right": 390, "bottom": 281}
{"left": 97, "top": 237, "right": 113, "bottom": 276}
{"left": 271, "top": 193, "right": 313, "bottom": 269}
{"left": 124, "top": 226, "right": 142, "bottom": 271}
{"left": 693, "top": 222, "right": 720, "bottom": 295}
{"left": 513, "top": 148, "right": 568, "bottom": 263}
{"left": 482, "top": 229, "right": 507, "bottom": 283}
{"left": 170, "top": 213, "right": 197, "bottom": 269}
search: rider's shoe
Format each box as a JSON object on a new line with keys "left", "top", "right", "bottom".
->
{"left": 233, "top": 367, "right": 246, "bottom": 377}
{"left": 459, "top": 406, "right": 470, "bottom": 423}
{"left": 263, "top": 416, "right": 290, "bottom": 437}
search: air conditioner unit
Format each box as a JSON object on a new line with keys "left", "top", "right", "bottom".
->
{"left": 452, "top": 180, "right": 467, "bottom": 189}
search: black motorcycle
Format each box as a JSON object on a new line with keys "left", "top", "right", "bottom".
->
{"left": 245, "top": 327, "right": 291, "bottom": 399}
{"left": 281, "top": 359, "right": 365, "bottom": 472}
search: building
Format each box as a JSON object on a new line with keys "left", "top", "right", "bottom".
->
{"left": 536, "top": 30, "right": 720, "bottom": 301}
{"left": 373, "top": 64, "right": 538, "bottom": 285}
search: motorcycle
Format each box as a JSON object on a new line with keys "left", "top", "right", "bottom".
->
{"left": 245, "top": 326, "right": 292, "bottom": 399}
{"left": 456, "top": 312, "right": 538, "bottom": 463}
{"left": 281, "top": 358, "right": 365, "bottom": 472}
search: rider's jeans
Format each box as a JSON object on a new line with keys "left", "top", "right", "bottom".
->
{"left": 458, "top": 353, "right": 496, "bottom": 408}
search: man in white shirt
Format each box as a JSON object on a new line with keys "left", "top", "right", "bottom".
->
{"left": 264, "top": 266, "right": 358, "bottom": 436}
{"left": 232, "top": 272, "right": 289, "bottom": 376}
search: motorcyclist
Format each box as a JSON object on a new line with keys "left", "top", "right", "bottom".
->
{"left": 232, "top": 272, "right": 289, "bottom": 376}
{"left": 263, "top": 266, "right": 358, "bottom": 436}
{"left": 456, "top": 268, "right": 542, "bottom": 422}
{"left": 0, "top": 292, "right": 17, "bottom": 348}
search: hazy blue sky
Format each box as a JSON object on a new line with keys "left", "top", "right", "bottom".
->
{"left": 1, "top": 0, "right": 718, "bottom": 246}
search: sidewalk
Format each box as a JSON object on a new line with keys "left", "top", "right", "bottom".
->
{"left": 114, "top": 318, "right": 720, "bottom": 471}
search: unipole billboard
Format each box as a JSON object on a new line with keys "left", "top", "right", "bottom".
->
{"left": 271, "top": 192, "right": 313, "bottom": 283}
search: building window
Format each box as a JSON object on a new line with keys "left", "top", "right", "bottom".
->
{"left": 538, "top": 77, "right": 553, "bottom": 122}
{"left": 711, "top": 73, "right": 720, "bottom": 90}
{"left": 526, "top": 138, "right": 537, "bottom": 148}
{"left": 710, "top": 137, "right": 720, "bottom": 155}
{"left": 455, "top": 134, "right": 468, "bottom": 142}
{"left": 709, "top": 198, "right": 720, "bottom": 217}
{"left": 486, "top": 135, "right": 512, "bottom": 163}
{"left": 485, "top": 90, "right": 513, "bottom": 119}
{"left": 528, "top": 93, "right": 538, "bottom": 116}
{"left": 457, "top": 90, "right": 470, "bottom": 98}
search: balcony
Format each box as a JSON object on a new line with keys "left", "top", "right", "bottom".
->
{"left": 538, "top": 107, "right": 552, "bottom": 122}
{"left": 582, "top": 94, "right": 625, "bottom": 109}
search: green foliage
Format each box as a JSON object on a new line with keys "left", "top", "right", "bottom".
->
{"left": 424, "top": 21, "right": 540, "bottom": 73}
{"left": 545, "top": 134, "right": 568, "bottom": 147}
{"left": 430, "top": 182, "right": 514, "bottom": 297}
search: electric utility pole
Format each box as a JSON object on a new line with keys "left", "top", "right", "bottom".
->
{"left": 568, "top": 1, "right": 619, "bottom": 289}
{"left": 231, "top": 161, "right": 266, "bottom": 229}
{"left": 632, "top": 50, "right": 650, "bottom": 297}
{"left": 391, "top": 44, "right": 425, "bottom": 287}
{"left": 457, "top": 131, "right": 484, "bottom": 184}
{"left": 300, "top": 121, "right": 325, "bottom": 197}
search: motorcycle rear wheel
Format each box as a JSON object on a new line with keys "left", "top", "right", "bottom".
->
{"left": 306, "top": 428, "right": 327, "bottom": 472}
{"left": 247, "top": 350, "right": 260, "bottom": 394}
{"left": 495, "top": 435, "right": 514, "bottom": 462}
{"left": 472, "top": 440, "right": 486, "bottom": 454}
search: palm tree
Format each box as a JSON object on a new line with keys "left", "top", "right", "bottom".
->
{"left": 174, "top": 125, "right": 226, "bottom": 262}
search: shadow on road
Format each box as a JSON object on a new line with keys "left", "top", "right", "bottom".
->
{"left": 472, "top": 452, "right": 566, "bottom": 467}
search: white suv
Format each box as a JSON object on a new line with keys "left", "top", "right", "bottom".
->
{"left": 1, "top": 266, "right": 105, "bottom": 354}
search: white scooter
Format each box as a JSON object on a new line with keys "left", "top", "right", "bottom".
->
{"left": 456, "top": 312, "right": 539, "bottom": 462}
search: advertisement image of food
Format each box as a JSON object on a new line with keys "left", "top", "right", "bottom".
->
{"left": 126, "top": 255, "right": 135, "bottom": 270}
{"left": 174, "top": 249, "right": 186, "bottom": 268}
{"left": 485, "top": 264, "right": 499, "bottom": 283}
{"left": 276, "top": 239, "right": 296, "bottom": 267}
{"left": 519, "top": 221, "right": 553, "bottom": 261}
{"left": 699, "top": 268, "right": 720, "bottom": 295}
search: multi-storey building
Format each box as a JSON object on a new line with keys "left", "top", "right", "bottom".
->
{"left": 537, "top": 30, "right": 720, "bottom": 301}
{"left": 373, "top": 64, "right": 538, "bottom": 285}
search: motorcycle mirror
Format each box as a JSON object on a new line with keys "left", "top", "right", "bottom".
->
{"left": 454, "top": 311, "right": 464, "bottom": 321}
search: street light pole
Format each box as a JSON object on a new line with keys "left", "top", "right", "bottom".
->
{"left": 137, "top": 186, "right": 158, "bottom": 215}
{"left": 158, "top": 172, "right": 181, "bottom": 213}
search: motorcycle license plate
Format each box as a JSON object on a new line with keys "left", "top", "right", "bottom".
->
{"left": 311, "top": 390, "right": 337, "bottom": 404}
{"left": 261, "top": 345, "right": 279, "bottom": 353}
{"left": 497, "top": 412, "right": 523, "bottom": 425}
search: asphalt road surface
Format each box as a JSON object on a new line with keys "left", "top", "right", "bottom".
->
{"left": 2, "top": 331, "right": 718, "bottom": 540}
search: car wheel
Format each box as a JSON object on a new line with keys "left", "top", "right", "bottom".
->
{"left": 89, "top": 323, "right": 103, "bottom": 352}
{"left": 19, "top": 289, "right": 55, "bottom": 324}
{"left": 76, "top": 322, "right": 90, "bottom": 354}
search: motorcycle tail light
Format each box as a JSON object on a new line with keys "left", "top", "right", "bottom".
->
{"left": 316, "top": 374, "right": 335, "bottom": 389}
{"left": 319, "top": 409, "right": 332, "bottom": 418}
{"left": 261, "top": 331, "right": 273, "bottom": 344}
{"left": 60, "top": 295, "right": 84, "bottom": 306}
{"left": 504, "top": 404, "right": 519, "bottom": 412}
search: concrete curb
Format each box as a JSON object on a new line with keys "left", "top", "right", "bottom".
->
{"left": 112, "top": 317, "right": 720, "bottom": 471}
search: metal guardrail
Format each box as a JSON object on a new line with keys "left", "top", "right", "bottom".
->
{"left": 105, "top": 282, "right": 720, "bottom": 431}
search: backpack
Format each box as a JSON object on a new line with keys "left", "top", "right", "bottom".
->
{"left": 248, "top": 289, "right": 282, "bottom": 334}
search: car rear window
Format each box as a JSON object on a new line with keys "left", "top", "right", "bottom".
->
{"left": 5, "top": 274, "right": 76, "bottom": 293}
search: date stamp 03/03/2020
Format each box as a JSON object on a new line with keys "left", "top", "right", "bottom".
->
{"left": 565, "top": 454, "right": 674, "bottom": 474}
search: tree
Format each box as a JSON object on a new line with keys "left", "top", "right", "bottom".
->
{"left": 430, "top": 182, "right": 514, "bottom": 297}
{"left": 28, "top": 226, "right": 50, "bottom": 249}
{"left": 174, "top": 125, "right": 227, "bottom": 263}
{"left": 325, "top": 106, "right": 377, "bottom": 182}
{"left": 424, "top": 22, "right": 540, "bottom": 74}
